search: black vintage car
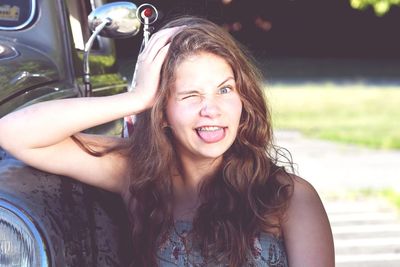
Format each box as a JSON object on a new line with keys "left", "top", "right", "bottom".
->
{"left": 0, "top": 0, "right": 150, "bottom": 266}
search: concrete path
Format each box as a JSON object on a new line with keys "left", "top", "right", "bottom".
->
{"left": 275, "top": 130, "right": 400, "bottom": 194}
{"left": 275, "top": 130, "right": 400, "bottom": 266}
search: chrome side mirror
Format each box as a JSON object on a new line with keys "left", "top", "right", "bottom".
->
{"left": 88, "top": 2, "right": 141, "bottom": 39}
{"left": 83, "top": 2, "right": 158, "bottom": 97}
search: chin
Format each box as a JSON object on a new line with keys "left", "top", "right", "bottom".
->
{"left": 196, "top": 145, "right": 230, "bottom": 160}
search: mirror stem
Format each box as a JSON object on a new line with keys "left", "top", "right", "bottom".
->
{"left": 83, "top": 18, "right": 111, "bottom": 97}
{"left": 143, "top": 17, "right": 150, "bottom": 45}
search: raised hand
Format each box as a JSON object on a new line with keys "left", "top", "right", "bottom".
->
{"left": 131, "top": 26, "right": 184, "bottom": 109}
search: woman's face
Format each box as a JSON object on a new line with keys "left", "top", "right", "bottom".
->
{"left": 166, "top": 52, "right": 243, "bottom": 162}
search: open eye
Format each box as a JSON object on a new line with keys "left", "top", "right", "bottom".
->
{"left": 218, "top": 86, "right": 232, "bottom": 94}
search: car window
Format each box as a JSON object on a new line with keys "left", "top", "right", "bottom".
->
{"left": 0, "top": 0, "right": 36, "bottom": 30}
{"left": 66, "top": 0, "right": 106, "bottom": 51}
{"left": 66, "top": 0, "right": 93, "bottom": 51}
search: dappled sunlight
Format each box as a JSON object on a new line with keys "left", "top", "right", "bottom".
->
{"left": 350, "top": 0, "right": 400, "bottom": 16}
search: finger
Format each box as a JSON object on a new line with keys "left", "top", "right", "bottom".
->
{"left": 153, "top": 43, "right": 171, "bottom": 67}
{"left": 143, "top": 28, "right": 178, "bottom": 59}
{"left": 140, "top": 27, "right": 184, "bottom": 62}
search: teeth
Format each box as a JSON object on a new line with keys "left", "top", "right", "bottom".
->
{"left": 197, "top": 126, "right": 222, "bottom": 131}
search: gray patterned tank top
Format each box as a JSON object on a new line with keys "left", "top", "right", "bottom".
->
{"left": 157, "top": 220, "right": 288, "bottom": 267}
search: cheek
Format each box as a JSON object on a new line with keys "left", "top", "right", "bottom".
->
{"left": 229, "top": 97, "right": 243, "bottom": 123}
{"left": 166, "top": 101, "right": 189, "bottom": 130}
{"left": 238, "top": 100, "right": 243, "bottom": 116}
{"left": 165, "top": 98, "right": 178, "bottom": 125}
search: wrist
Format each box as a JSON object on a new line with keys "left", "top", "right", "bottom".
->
{"left": 126, "top": 90, "right": 154, "bottom": 113}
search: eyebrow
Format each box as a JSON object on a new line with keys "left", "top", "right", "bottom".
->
{"left": 217, "top": 76, "right": 235, "bottom": 88}
{"left": 176, "top": 76, "right": 235, "bottom": 96}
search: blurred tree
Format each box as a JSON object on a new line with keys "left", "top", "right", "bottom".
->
{"left": 350, "top": 0, "right": 400, "bottom": 16}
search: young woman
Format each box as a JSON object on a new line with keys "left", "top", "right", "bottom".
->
{"left": 0, "top": 17, "right": 334, "bottom": 267}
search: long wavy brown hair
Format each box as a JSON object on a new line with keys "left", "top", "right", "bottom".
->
{"left": 76, "top": 16, "right": 294, "bottom": 267}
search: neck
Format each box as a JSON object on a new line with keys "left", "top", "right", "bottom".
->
{"left": 176, "top": 155, "right": 221, "bottom": 191}
{"left": 171, "top": 153, "right": 222, "bottom": 221}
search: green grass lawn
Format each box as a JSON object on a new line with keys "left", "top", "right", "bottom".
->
{"left": 266, "top": 83, "right": 400, "bottom": 150}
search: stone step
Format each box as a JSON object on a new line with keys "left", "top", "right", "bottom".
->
{"left": 336, "top": 236, "right": 400, "bottom": 248}
{"left": 333, "top": 224, "right": 400, "bottom": 239}
{"left": 333, "top": 223, "right": 400, "bottom": 234}
{"left": 338, "top": 263, "right": 400, "bottom": 267}
{"left": 335, "top": 237, "right": 400, "bottom": 254}
{"left": 334, "top": 231, "right": 400, "bottom": 240}
{"left": 328, "top": 211, "right": 399, "bottom": 226}
{"left": 324, "top": 198, "right": 400, "bottom": 267}
{"left": 324, "top": 199, "right": 395, "bottom": 214}
{"left": 336, "top": 253, "right": 400, "bottom": 267}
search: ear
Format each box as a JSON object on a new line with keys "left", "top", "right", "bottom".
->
{"left": 161, "top": 120, "right": 170, "bottom": 129}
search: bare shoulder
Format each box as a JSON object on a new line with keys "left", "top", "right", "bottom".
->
{"left": 287, "top": 175, "right": 321, "bottom": 206}
{"left": 281, "top": 174, "right": 335, "bottom": 267}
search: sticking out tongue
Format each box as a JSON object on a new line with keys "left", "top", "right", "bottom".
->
{"left": 196, "top": 127, "right": 225, "bottom": 143}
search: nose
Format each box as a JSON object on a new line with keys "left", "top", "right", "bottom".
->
{"left": 199, "top": 95, "right": 221, "bottom": 118}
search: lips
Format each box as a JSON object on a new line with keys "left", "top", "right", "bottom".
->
{"left": 195, "top": 126, "right": 226, "bottom": 143}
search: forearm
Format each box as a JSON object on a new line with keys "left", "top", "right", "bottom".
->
{"left": 0, "top": 92, "right": 146, "bottom": 151}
